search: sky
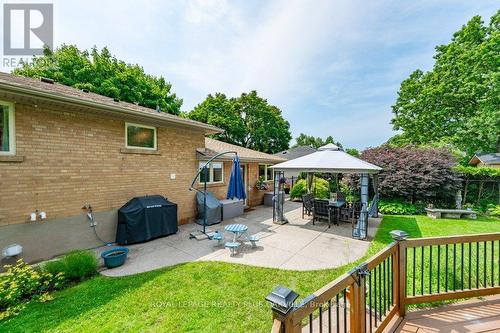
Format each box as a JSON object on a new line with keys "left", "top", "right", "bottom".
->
{"left": 1, "top": 0, "right": 498, "bottom": 149}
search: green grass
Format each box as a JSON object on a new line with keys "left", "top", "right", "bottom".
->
{"left": 1, "top": 215, "right": 499, "bottom": 332}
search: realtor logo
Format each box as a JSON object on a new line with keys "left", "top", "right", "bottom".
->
{"left": 3, "top": 3, "right": 53, "bottom": 56}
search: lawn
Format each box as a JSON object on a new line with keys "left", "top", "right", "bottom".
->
{"left": 1, "top": 215, "right": 499, "bottom": 333}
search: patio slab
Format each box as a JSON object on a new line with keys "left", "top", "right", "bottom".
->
{"left": 100, "top": 201, "right": 381, "bottom": 277}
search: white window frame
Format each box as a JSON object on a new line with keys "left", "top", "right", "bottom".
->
{"left": 199, "top": 161, "right": 224, "bottom": 184}
{"left": 259, "top": 164, "right": 273, "bottom": 181}
{"left": 0, "top": 101, "right": 15, "bottom": 155}
{"left": 125, "top": 122, "right": 157, "bottom": 150}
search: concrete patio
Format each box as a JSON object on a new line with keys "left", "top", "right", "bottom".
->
{"left": 101, "top": 201, "right": 381, "bottom": 277}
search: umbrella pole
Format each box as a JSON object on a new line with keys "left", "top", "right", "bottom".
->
{"left": 203, "top": 167, "right": 207, "bottom": 235}
{"left": 188, "top": 150, "right": 238, "bottom": 240}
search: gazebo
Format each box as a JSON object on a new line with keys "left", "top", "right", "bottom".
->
{"left": 270, "top": 144, "right": 382, "bottom": 239}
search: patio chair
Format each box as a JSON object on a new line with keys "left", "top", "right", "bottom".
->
{"left": 302, "top": 193, "right": 314, "bottom": 219}
{"left": 312, "top": 199, "right": 333, "bottom": 228}
{"left": 339, "top": 201, "right": 361, "bottom": 223}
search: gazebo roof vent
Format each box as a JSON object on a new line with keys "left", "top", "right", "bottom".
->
{"left": 318, "top": 143, "right": 341, "bottom": 151}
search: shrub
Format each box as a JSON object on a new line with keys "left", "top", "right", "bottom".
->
{"left": 43, "top": 260, "right": 67, "bottom": 279}
{"left": 0, "top": 260, "right": 65, "bottom": 320}
{"left": 43, "top": 250, "right": 98, "bottom": 282}
{"left": 63, "top": 250, "right": 98, "bottom": 281}
{"left": 361, "top": 145, "right": 461, "bottom": 204}
{"left": 488, "top": 205, "right": 500, "bottom": 217}
{"left": 378, "top": 199, "right": 424, "bottom": 215}
{"left": 290, "top": 178, "right": 329, "bottom": 200}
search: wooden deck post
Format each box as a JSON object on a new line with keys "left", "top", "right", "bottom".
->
{"left": 396, "top": 239, "right": 407, "bottom": 317}
{"left": 348, "top": 264, "right": 368, "bottom": 333}
{"left": 271, "top": 309, "right": 301, "bottom": 333}
{"left": 389, "top": 230, "right": 409, "bottom": 319}
{"left": 392, "top": 242, "right": 401, "bottom": 316}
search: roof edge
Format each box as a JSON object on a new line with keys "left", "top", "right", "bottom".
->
{"left": 0, "top": 81, "right": 223, "bottom": 134}
{"left": 270, "top": 167, "right": 381, "bottom": 174}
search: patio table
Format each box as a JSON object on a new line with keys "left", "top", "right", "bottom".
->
{"left": 224, "top": 223, "right": 249, "bottom": 242}
{"left": 328, "top": 200, "right": 346, "bottom": 224}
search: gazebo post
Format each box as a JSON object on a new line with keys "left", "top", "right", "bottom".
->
{"left": 307, "top": 172, "right": 313, "bottom": 193}
{"left": 368, "top": 174, "right": 379, "bottom": 218}
{"left": 353, "top": 173, "right": 369, "bottom": 239}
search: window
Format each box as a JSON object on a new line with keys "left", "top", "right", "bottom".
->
{"left": 212, "top": 162, "right": 223, "bottom": 182}
{"left": 199, "top": 161, "right": 224, "bottom": 184}
{"left": 259, "top": 164, "right": 274, "bottom": 181}
{"left": 125, "top": 123, "right": 156, "bottom": 150}
{"left": 0, "top": 101, "right": 15, "bottom": 155}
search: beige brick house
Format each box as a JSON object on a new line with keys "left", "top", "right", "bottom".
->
{"left": 0, "top": 73, "right": 283, "bottom": 263}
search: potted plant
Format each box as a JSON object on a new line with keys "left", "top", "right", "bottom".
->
{"left": 280, "top": 177, "right": 291, "bottom": 194}
{"left": 100, "top": 247, "right": 129, "bottom": 268}
{"left": 255, "top": 176, "right": 270, "bottom": 191}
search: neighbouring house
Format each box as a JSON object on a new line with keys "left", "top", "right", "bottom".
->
{"left": 0, "top": 72, "right": 281, "bottom": 264}
{"left": 468, "top": 153, "right": 500, "bottom": 168}
{"left": 197, "top": 138, "right": 285, "bottom": 207}
{"left": 274, "top": 145, "right": 316, "bottom": 179}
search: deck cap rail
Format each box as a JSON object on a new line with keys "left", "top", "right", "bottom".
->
{"left": 403, "top": 232, "right": 500, "bottom": 248}
{"left": 366, "top": 242, "right": 398, "bottom": 270}
{"left": 290, "top": 272, "right": 355, "bottom": 325}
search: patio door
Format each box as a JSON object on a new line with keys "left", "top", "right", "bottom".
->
{"left": 240, "top": 164, "right": 248, "bottom": 206}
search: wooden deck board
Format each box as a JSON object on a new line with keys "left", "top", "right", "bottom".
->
{"left": 390, "top": 295, "right": 500, "bottom": 332}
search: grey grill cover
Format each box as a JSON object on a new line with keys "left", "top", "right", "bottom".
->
{"left": 196, "top": 191, "right": 221, "bottom": 226}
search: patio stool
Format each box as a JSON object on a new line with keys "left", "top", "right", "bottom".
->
{"left": 225, "top": 242, "right": 240, "bottom": 256}
{"left": 248, "top": 235, "right": 259, "bottom": 247}
{"left": 212, "top": 231, "right": 223, "bottom": 245}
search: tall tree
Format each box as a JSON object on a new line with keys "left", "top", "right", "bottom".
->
{"left": 188, "top": 91, "right": 291, "bottom": 153}
{"left": 14, "top": 45, "right": 183, "bottom": 115}
{"left": 391, "top": 11, "right": 500, "bottom": 157}
{"left": 294, "top": 133, "right": 343, "bottom": 149}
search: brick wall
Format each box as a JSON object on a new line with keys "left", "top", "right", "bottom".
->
{"left": 0, "top": 101, "right": 205, "bottom": 227}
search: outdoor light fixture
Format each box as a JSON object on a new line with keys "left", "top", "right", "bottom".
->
{"left": 265, "top": 285, "right": 299, "bottom": 315}
{"left": 30, "top": 210, "right": 47, "bottom": 221}
{"left": 390, "top": 230, "right": 409, "bottom": 241}
{"left": 2, "top": 244, "right": 23, "bottom": 258}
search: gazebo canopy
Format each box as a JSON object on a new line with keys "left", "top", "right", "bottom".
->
{"left": 270, "top": 144, "right": 382, "bottom": 174}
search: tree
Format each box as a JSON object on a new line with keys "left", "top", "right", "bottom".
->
{"left": 361, "top": 145, "right": 461, "bottom": 203}
{"left": 186, "top": 93, "right": 245, "bottom": 144}
{"left": 187, "top": 91, "right": 291, "bottom": 153}
{"left": 293, "top": 133, "right": 343, "bottom": 149}
{"left": 391, "top": 11, "right": 500, "bottom": 157}
{"left": 345, "top": 148, "right": 360, "bottom": 157}
{"left": 13, "top": 45, "right": 183, "bottom": 115}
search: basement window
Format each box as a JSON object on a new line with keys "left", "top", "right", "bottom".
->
{"left": 0, "top": 101, "right": 15, "bottom": 155}
{"left": 125, "top": 123, "right": 157, "bottom": 150}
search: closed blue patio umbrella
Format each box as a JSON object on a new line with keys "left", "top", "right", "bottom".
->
{"left": 227, "top": 155, "right": 246, "bottom": 200}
